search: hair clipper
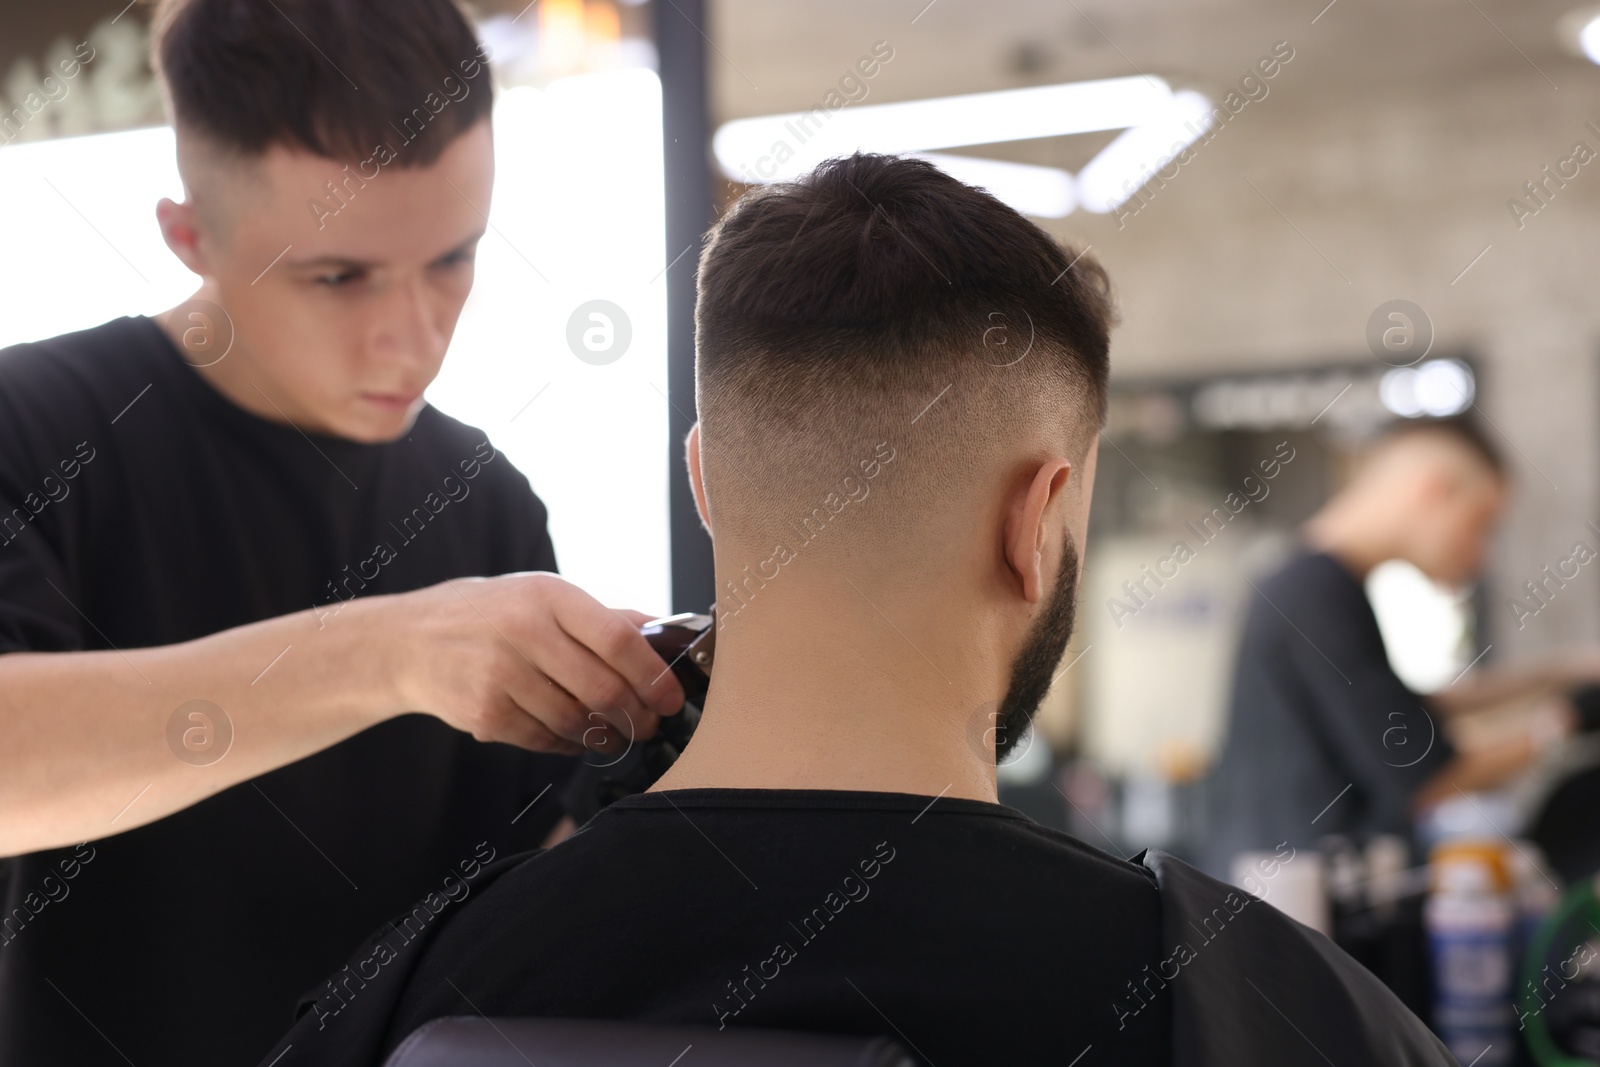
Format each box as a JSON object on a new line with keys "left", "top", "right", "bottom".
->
{"left": 558, "top": 610, "right": 716, "bottom": 824}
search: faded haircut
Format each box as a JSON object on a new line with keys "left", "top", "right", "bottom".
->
{"left": 694, "top": 153, "right": 1116, "bottom": 548}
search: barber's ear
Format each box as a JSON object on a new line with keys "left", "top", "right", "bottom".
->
{"left": 1004, "top": 458, "right": 1072, "bottom": 604}
{"left": 155, "top": 197, "right": 211, "bottom": 277}
{"left": 685, "top": 422, "right": 712, "bottom": 533}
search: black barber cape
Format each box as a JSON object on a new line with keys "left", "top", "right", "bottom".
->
{"left": 258, "top": 790, "right": 1452, "bottom": 1067}
{"left": 0, "top": 316, "right": 575, "bottom": 1066}
{"left": 1204, "top": 550, "right": 1455, "bottom": 875}
{"left": 1139, "top": 850, "right": 1453, "bottom": 1066}
{"left": 262, "top": 788, "right": 1174, "bottom": 1067}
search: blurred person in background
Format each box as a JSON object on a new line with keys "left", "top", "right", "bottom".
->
{"left": 1204, "top": 418, "right": 1596, "bottom": 876}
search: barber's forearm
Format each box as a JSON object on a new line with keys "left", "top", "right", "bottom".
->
{"left": 1434, "top": 649, "right": 1600, "bottom": 714}
{"left": 1412, "top": 735, "right": 1539, "bottom": 813}
{"left": 1431, "top": 672, "right": 1554, "bottom": 716}
{"left": 0, "top": 594, "right": 401, "bottom": 856}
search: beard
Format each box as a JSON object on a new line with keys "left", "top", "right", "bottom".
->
{"left": 991, "top": 534, "right": 1080, "bottom": 762}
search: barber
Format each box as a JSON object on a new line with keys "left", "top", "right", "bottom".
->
{"left": 1205, "top": 419, "right": 1589, "bottom": 875}
{"left": 0, "top": 1, "right": 682, "bottom": 1064}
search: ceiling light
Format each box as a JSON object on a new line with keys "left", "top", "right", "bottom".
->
{"left": 1379, "top": 359, "right": 1474, "bottom": 419}
{"left": 1075, "top": 90, "right": 1215, "bottom": 214}
{"left": 910, "top": 153, "right": 1076, "bottom": 217}
{"left": 1582, "top": 14, "right": 1600, "bottom": 63}
{"left": 712, "top": 75, "right": 1172, "bottom": 185}
{"left": 1556, "top": 6, "right": 1600, "bottom": 63}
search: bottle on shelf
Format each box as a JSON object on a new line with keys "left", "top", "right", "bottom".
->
{"left": 1426, "top": 839, "right": 1515, "bottom": 1067}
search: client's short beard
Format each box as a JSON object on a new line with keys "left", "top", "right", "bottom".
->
{"left": 991, "top": 536, "right": 1080, "bottom": 762}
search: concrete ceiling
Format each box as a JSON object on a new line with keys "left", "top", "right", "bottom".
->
{"left": 707, "top": 0, "right": 1594, "bottom": 169}
{"left": 710, "top": 0, "right": 1589, "bottom": 108}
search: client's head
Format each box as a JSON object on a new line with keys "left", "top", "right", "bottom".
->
{"left": 684, "top": 154, "right": 1115, "bottom": 763}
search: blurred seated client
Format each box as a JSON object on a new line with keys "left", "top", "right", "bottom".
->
{"left": 263, "top": 155, "right": 1449, "bottom": 1067}
{"left": 1205, "top": 420, "right": 1579, "bottom": 875}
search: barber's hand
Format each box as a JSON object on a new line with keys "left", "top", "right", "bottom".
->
{"left": 385, "top": 572, "right": 685, "bottom": 756}
{"left": 1525, "top": 695, "right": 1575, "bottom": 756}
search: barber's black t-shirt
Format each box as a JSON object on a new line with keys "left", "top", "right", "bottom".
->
{"left": 1203, "top": 550, "right": 1456, "bottom": 875}
{"left": 262, "top": 788, "right": 1173, "bottom": 1067}
{"left": 0, "top": 315, "right": 576, "bottom": 1066}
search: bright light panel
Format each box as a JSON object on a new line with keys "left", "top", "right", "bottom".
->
{"left": 1582, "top": 14, "right": 1600, "bottom": 64}
{"left": 1366, "top": 559, "right": 1472, "bottom": 693}
{"left": 1076, "top": 90, "right": 1215, "bottom": 213}
{"left": 426, "top": 70, "right": 670, "bottom": 615}
{"left": 712, "top": 75, "right": 1172, "bottom": 184}
{"left": 910, "top": 152, "right": 1076, "bottom": 217}
{"left": 0, "top": 126, "right": 194, "bottom": 345}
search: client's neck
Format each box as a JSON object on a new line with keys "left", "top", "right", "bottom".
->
{"left": 650, "top": 567, "right": 1006, "bottom": 802}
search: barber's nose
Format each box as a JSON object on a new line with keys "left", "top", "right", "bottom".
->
{"left": 373, "top": 276, "right": 447, "bottom": 368}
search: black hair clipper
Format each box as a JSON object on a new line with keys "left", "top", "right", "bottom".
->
{"left": 558, "top": 610, "right": 716, "bottom": 824}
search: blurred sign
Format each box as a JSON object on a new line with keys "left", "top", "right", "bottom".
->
{"left": 1081, "top": 535, "right": 1251, "bottom": 776}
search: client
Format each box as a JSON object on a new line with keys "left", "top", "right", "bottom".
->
{"left": 262, "top": 154, "right": 1450, "bottom": 1067}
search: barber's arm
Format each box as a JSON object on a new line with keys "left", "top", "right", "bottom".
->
{"left": 1412, "top": 685, "right": 1586, "bottom": 811}
{"left": 1276, "top": 603, "right": 1459, "bottom": 832}
{"left": 0, "top": 572, "right": 684, "bottom": 856}
{"left": 1428, "top": 646, "right": 1600, "bottom": 716}
{"left": 1280, "top": 608, "right": 1583, "bottom": 820}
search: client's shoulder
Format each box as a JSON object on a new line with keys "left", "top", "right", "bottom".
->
{"left": 1138, "top": 849, "right": 1454, "bottom": 1066}
{"left": 975, "top": 802, "right": 1165, "bottom": 893}
{"left": 493, "top": 788, "right": 1165, "bottom": 927}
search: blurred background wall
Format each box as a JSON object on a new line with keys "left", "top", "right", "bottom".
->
{"left": 708, "top": 0, "right": 1600, "bottom": 661}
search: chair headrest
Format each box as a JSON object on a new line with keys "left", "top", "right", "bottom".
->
{"left": 382, "top": 1016, "right": 918, "bottom": 1067}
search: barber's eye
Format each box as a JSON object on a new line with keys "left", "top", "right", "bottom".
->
{"left": 314, "top": 269, "right": 363, "bottom": 288}
{"left": 434, "top": 250, "right": 474, "bottom": 270}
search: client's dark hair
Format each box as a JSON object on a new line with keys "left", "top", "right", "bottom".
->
{"left": 151, "top": 0, "right": 491, "bottom": 166}
{"left": 694, "top": 153, "right": 1115, "bottom": 545}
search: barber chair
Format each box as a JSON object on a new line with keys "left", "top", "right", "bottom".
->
{"left": 380, "top": 1017, "right": 915, "bottom": 1067}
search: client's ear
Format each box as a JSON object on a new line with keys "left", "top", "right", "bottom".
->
{"left": 1004, "top": 457, "right": 1073, "bottom": 604}
{"left": 685, "top": 422, "right": 712, "bottom": 533}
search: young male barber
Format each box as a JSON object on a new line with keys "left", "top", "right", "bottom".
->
{"left": 0, "top": 1, "right": 682, "bottom": 1063}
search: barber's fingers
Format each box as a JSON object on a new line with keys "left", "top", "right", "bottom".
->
{"left": 500, "top": 664, "right": 638, "bottom": 752}
{"left": 478, "top": 691, "right": 585, "bottom": 755}
{"left": 475, "top": 587, "right": 656, "bottom": 741}
{"left": 613, "top": 608, "right": 659, "bottom": 628}
{"left": 528, "top": 629, "right": 665, "bottom": 742}
{"left": 549, "top": 594, "right": 686, "bottom": 721}
{"left": 1531, "top": 694, "right": 1577, "bottom": 745}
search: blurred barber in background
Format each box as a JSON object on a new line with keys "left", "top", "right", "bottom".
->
{"left": 1204, "top": 418, "right": 1594, "bottom": 876}
{"left": 0, "top": 1, "right": 682, "bottom": 1064}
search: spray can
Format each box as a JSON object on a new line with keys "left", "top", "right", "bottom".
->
{"left": 1426, "top": 840, "right": 1514, "bottom": 1067}
{"left": 1507, "top": 842, "right": 1561, "bottom": 968}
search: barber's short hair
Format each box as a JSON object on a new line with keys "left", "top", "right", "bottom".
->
{"left": 151, "top": 0, "right": 491, "bottom": 165}
{"left": 1378, "top": 415, "right": 1505, "bottom": 479}
{"left": 694, "top": 153, "right": 1115, "bottom": 545}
